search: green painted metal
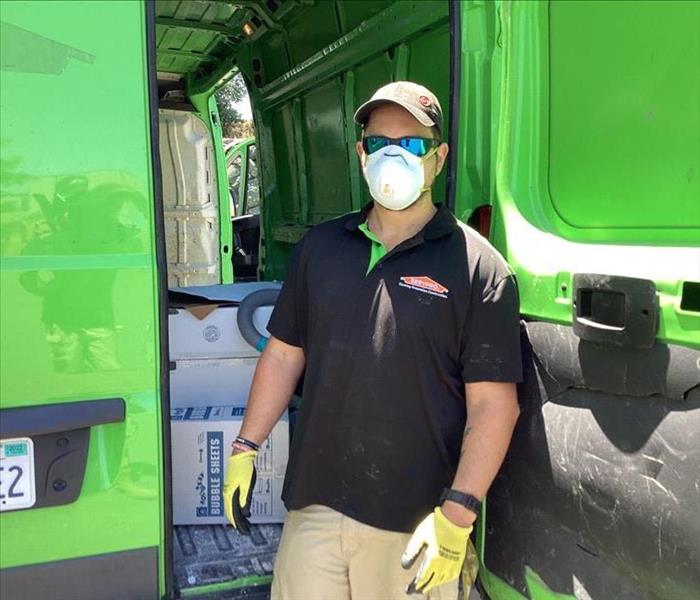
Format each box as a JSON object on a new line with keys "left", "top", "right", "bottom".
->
{"left": 548, "top": 1, "right": 699, "bottom": 233}
{"left": 235, "top": 0, "right": 451, "bottom": 280}
{"left": 291, "top": 98, "right": 310, "bottom": 225}
{"left": 490, "top": 0, "right": 700, "bottom": 350}
{"left": 452, "top": 0, "right": 503, "bottom": 223}
{"left": 393, "top": 43, "right": 410, "bottom": 80}
{"left": 494, "top": 0, "right": 700, "bottom": 245}
{"left": 225, "top": 0, "right": 283, "bottom": 33}
{"left": 343, "top": 71, "right": 363, "bottom": 211}
{"left": 189, "top": 92, "right": 234, "bottom": 284}
{"left": 258, "top": 1, "right": 449, "bottom": 108}
{"left": 270, "top": 225, "right": 310, "bottom": 245}
{"left": 155, "top": 16, "right": 241, "bottom": 37}
{"left": 178, "top": 574, "right": 273, "bottom": 598}
{"left": 524, "top": 567, "right": 577, "bottom": 600}
{"left": 0, "top": 0, "right": 165, "bottom": 594}
{"left": 157, "top": 48, "right": 215, "bottom": 63}
{"left": 226, "top": 137, "right": 255, "bottom": 216}
{"left": 154, "top": 0, "right": 245, "bottom": 77}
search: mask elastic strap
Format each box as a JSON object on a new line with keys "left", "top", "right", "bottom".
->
{"left": 421, "top": 145, "right": 440, "bottom": 162}
{"left": 418, "top": 145, "right": 440, "bottom": 193}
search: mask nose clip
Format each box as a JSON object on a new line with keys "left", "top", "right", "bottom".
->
{"left": 383, "top": 149, "right": 409, "bottom": 165}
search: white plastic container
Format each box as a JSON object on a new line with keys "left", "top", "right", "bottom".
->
{"left": 168, "top": 304, "right": 273, "bottom": 361}
{"left": 169, "top": 357, "right": 261, "bottom": 407}
{"left": 168, "top": 283, "right": 279, "bottom": 408}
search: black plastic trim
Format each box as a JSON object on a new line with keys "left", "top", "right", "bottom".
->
{"left": 446, "top": 0, "right": 461, "bottom": 212}
{"left": 0, "top": 546, "right": 158, "bottom": 600}
{"left": 145, "top": 1, "right": 175, "bottom": 598}
{"left": 525, "top": 321, "right": 699, "bottom": 400}
{"left": 0, "top": 398, "right": 124, "bottom": 439}
{"left": 573, "top": 273, "right": 659, "bottom": 349}
{"left": 485, "top": 321, "right": 700, "bottom": 599}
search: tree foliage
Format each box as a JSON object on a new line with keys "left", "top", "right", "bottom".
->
{"left": 214, "top": 73, "right": 248, "bottom": 130}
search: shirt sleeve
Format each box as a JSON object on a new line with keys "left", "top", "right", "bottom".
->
{"left": 460, "top": 274, "right": 523, "bottom": 383}
{"left": 266, "top": 237, "right": 307, "bottom": 348}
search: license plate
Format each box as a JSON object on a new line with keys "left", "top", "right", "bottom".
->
{"left": 0, "top": 437, "right": 36, "bottom": 511}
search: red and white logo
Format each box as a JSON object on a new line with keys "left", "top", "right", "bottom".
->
{"left": 399, "top": 276, "right": 449, "bottom": 298}
{"left": 418, "top": 95, "right": 431, "bottom": 107}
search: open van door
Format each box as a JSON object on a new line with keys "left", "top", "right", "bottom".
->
{"left": 464, "top": 2, "right": 700, "bottom": 599}
{"left": 0, "top": 2, "right": 170, "bottom": 598}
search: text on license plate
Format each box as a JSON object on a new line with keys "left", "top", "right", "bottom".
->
{"left": 0, "top": 437, "right": 36, "bottom": 511}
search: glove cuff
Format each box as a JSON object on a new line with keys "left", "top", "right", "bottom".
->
{"left": 435, "top": 506, "right": 474, "bottom": 535}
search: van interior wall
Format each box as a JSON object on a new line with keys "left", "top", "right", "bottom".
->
{"left": 159, "top": 109, "right": 221, "bottom": 288}
{"left": 235, "top": 0, "right": 452, "bottom": 281}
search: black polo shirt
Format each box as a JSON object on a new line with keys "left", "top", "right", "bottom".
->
{"left": 267, "top": 202, "right": 522, "bottom": 533}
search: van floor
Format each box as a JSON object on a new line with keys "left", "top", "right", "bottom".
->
{"left": 174, "top": 523, "right": 283, "bottom": 599}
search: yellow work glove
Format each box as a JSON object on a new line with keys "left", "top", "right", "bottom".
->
{"left": 222, "top": 450, "right": 257, "bottom": 534}
{"left": 401, "top": 507, "right": 473, "bottom": 595}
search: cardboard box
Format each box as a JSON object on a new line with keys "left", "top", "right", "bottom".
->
{"left": 171, "top": 405, "right": 288, "bottom": 525}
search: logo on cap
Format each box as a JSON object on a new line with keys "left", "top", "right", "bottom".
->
{"left": 418, "top": 95, "right": 431, "bottom": 107}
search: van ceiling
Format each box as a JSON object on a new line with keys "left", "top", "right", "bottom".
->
{"left": 154, "top": 0, "right": 300, "bottom": 91}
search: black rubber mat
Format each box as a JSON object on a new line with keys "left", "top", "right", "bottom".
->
{"left": 174, "top": 523, "right": 283, "bottom": 599}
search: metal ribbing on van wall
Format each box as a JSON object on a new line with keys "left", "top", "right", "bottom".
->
{"left": 158, "top": 109, "right": 221, "bottom": 288}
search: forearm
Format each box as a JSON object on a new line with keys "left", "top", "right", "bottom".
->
{"left": 237, "top": 337, "right": 305, "bottom": 449}
{"left": 443, "top": 384, "right": 519, "bottom": 526}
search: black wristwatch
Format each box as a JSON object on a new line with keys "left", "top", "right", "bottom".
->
{"left": 440, "top": 488, "right": 482, "bottom": 514}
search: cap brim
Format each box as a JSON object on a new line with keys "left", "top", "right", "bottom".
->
{"left": 353, "top": 99, "right": 436, "bottom": 130}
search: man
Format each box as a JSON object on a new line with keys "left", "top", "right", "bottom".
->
{"left": 223, "top": 81, "right": 522, "bottom": 599}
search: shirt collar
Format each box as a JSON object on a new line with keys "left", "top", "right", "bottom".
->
{"left": 345, "top": 201, "right": 457, "bottom": 240}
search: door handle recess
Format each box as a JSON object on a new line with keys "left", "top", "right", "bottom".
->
{"left": 573, "top": 274, "right": 658, "bottom": 349}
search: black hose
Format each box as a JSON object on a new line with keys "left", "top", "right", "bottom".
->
{"left": 236, "top": 288, "right": 280, "bottom": 351}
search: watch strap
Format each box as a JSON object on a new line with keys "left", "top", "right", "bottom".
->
{"left": 440, "top": 487, "right": 482, "bottom": 514}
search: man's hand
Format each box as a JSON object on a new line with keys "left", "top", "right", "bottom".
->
{"left": 401, "top": 507, "right": 473, "bottom": 595}
{"left": 222, "top": 450, "right": 257, "bottom": 534}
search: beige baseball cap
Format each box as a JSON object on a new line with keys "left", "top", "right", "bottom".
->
{"left": 354, "top": 81, "right": 443, "bottom": 135}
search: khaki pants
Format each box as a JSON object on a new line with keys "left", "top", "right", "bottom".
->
{"left": 271, "top": 505, "right": 460, "bottom": 600}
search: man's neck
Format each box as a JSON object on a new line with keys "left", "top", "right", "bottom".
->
{"left": 366, "top": 192, "right": 438, "bottom": 251}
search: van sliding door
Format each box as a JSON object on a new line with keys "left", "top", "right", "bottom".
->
{"left": 0, "top": 2, "right": 167, "bottom": 598}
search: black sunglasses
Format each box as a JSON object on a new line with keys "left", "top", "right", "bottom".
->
{"left": 361, "top": 135, "right": 441, "bottom": 157}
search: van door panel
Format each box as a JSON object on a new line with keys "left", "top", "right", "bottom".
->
{"left": 0, "top": 1, "right": 165, "bottom": 590}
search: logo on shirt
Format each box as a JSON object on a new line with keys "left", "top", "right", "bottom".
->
{"left": 399, "top": 276, "right": 449, "bottom": 299}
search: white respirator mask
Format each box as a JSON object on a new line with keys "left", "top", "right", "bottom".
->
{"left": 362, "top": 144, "right": 438, "bottom": 211}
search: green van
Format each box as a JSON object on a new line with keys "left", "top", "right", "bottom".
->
{"left": 1, "top": 1, "right": 698, "bottom": 599}
{"left": 226, "top": 137, "right": 261, "bottom": 280}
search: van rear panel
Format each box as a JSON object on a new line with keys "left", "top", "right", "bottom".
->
{"left": 480, "top": 2, "right": 700, "bottom": 599}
